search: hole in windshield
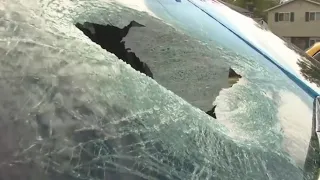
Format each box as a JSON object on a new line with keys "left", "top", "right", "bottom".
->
{"left": 75, "top": 20, "right": 238, "bottom": 120}
{"left": 228, "top": 67, "right": 242, "bottom": 88}
{"left": 206, "top": 68, "right": 241, "bottom": 119}
{"left": 75, "top": 21, "right": 153, "bottom": 78}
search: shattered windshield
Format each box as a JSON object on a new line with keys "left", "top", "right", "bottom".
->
{"left": 1, "top": 0, "right": 320, "bottom": 180}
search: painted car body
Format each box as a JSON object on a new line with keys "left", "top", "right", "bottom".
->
{"left": 306, "top": 42, "right": 320, "bottom": 57}
{"left": 307, "top": 42, "right": 320, "bottom": 61}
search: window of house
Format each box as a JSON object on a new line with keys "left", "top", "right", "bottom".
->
{"left": 306, "top": 12, "right": 320, "bottom": 21}
{"left": 309, "top": 38, "right": 320, "bottom": 47}
{"left": 275, "top": 12, "right": 294, "bottom": 22}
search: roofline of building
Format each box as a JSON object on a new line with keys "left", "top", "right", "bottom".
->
{"left": 264, "top": 0, "right": 320, "bottom": 12}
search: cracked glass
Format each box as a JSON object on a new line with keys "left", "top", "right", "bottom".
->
{"left": 1, "top": 0, "right": 320, "bottom": 180}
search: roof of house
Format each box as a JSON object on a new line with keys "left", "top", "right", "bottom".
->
{"left": 253, "top": 18, "right": 263, "bottom": 21}
{"left": 218, "top": 0, "right": 251, "bottom": 13}
{"left": 264, "top": 0, "right": 320, "bottom": 12}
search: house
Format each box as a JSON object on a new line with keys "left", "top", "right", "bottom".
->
{"left": 254, "top": 18, "right": 269, "bottom": 30}
{"left": 219, "top": 0, "right": 254, "bottom": 17}
{"left": 265, "top": 0, "right": 320, "bottom": 50}
{"left": 219, "top": 1, "right": 269, "bottom": 30}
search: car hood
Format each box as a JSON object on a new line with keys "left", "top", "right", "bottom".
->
{"left": 1, "top": 0, "right": 320, "bottom": 180}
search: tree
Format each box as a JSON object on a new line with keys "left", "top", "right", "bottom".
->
{"left": 223, "top": 0, "right": 280, "bottom": 18}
